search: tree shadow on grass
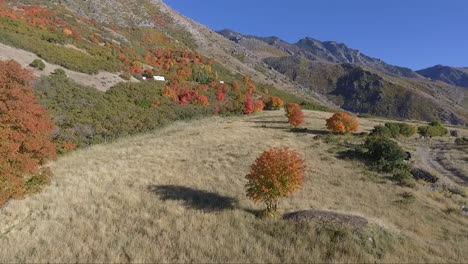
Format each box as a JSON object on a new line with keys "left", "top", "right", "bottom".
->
{"left": 289, "top": 128, "right": 330, "bottom": 135}
{"left": 248, "top": 120, "right": 289, "bottom": 124}
{"left": 148, "top": 185, "right": 238, "bottom": 212}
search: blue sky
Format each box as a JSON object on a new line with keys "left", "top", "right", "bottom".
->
{"left": 164, "top": 0, "right": 467, "bottom": 70}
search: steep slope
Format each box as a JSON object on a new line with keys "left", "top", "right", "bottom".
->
{"left": 58, "top": 0, "right": 334, "bottom": 107}
{"left": 417, "top": 65, "right": 468, "bottom": 88}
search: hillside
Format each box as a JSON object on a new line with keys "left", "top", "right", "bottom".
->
{"left": 264, "top": 57, "right": 468, "bottom": 124}
{"left": 218, "top": 30, "right": 468, "bottom": 125}
{"left": 417, "top": 65, "right": 468, "bottom": 88}
{"left": 1, "top": 112, "right": 467, "bottom": 262}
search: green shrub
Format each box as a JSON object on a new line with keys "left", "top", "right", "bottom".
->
{"left": 370, "top": 125, "right": 392, "bottom": 138}
{"left": 30, "top": 59, "right": 46, "bottom": 70}
{"left": 384, "top": 123, "right": 401, "bottom": 138}
{"left": 393, "top": 169, "right": 416, "bottom": 188}
{"left": 363, "top": 136, "right": 407, "bottom": 172}
{"left": 52, "top": 68, "right": 66, "bottom": 76}
{"left": 398, "top": 123, "right": 417, "bottom": 137}
{"left": 455, "top": 137, "right": 468, "bottom": 146}
{"left": 418, "top": 120, "right": 448, "bottom": 137}
{"left": 372, "top": 122, "right": 417, "bottom": 138}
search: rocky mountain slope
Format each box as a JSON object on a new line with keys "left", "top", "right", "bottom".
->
{"left": 217, "top": 29, "right": 419, "bottom": 78}
{"left": 417, "top": 65, "right": 468, "bottom": 88}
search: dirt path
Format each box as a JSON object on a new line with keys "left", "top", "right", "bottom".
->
{"left": 0, "top": 42, "right": 127, "bottom": 91}
{"left": 413, "top": 143, "right": 468, "bottom": 186}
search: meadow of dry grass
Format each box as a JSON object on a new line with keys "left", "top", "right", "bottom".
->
{"left": 0, "top": 111, "right": 467, "bottom": 262}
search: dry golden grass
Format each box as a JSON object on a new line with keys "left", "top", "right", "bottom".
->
{"left": 0, "top": 110, "right": 467, "bottom": 262}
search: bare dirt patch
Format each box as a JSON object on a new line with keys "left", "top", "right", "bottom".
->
{"left": 0, "top": 42, "right": 125, "bottom": 91}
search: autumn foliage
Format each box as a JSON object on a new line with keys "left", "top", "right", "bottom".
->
{"left": 267, "top": 96, "right": 284, "bottom": 110}
{"left": 0, "top": 60, "right": 56, "bottom": 206}
{"left": 285, "top": 103, "right": 305, "bottom": 128}
{"left": 326, "top": 112, "right": 359, "bottom": 134}
{"left": 246, "top": 147, "right": 305, "bottom": 213}
{"left": 244, "top": 96, "right": 254, "bottom": 115}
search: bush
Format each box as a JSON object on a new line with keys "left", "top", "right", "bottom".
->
{"left": 0, "top": 60, "right": 56, "bottom": 207}
{"left": 393, "top": 169, "right": 416, "bottom": 188}
{"left": 455, "top": 137, "right": 468, "bottom": 146}
{"left": 285, "top": 103, "right": 305, "bottom": 128}
{"left": 245, "top": 147, "right": 305, "bottom": 213}
{"left": 370, "top": 125, "right": 392, "bottom": 138}
{"left": 266, "top": 96, "right": 284, "bottom": 110}
{"left": 372, "top": 123, "right": 416, "bottom": 138}
{"left": 52, "top": 68, "right": 66, "bottom": 76}
{"left": 363, "top": 136, "right": 407, "bottom": 172}
{"left": 418, "top": 120, "right": 448, "bottom": 137}
{"left": 326, "top": 112, "right": 359, "bottom": 134}
{"left": 30, "top": 59, "right": 46, "bottom": 70}
{"left": 398, "top": 123, "right": 417, "bottom": 137}
{"left": 384, "top": 123, "right": 401, "bottom": 138}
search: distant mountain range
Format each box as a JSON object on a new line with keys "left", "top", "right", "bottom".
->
{"left": 417, "top": 65, "right": 468, "bottom": 89}
{"left": 218, "top": 29, "right": 419, "bottom": 78}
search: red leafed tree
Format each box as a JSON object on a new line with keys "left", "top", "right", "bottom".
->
{"left": 0, "top": 60, "right": 56, "bottom": 206}
{"left": 215, "top": 89, "right": 225, "bottom": 102}
{"left": 245, "top": 147, "right": 305, "bottom": 213}
{"left": 326, "top": 112, "right": 359, "bottom": 134}
{"left": 244, "top": 95, "right": 254, "bottom": 115}
{"left": 285, "top": 103, "right": 304, "bottom": 128}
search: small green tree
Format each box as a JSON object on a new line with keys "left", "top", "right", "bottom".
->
{"left": 30, "top": 59, "right": 46, "bottom": 70}
{"left": 364, "top": 136, "right": 407, "bottom": 172}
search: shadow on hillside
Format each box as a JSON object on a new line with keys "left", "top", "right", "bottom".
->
{"left": 289, "top": 128, "right": 330, "bottom": 135}
{"left": 248, "top": 120, "right": 289, "bottom": 124}
{"left": 148, "top": 185, "right": 238, "bottom": 212}
{"left": 335, "top": 149, "right": 367, "bottom": 162}
{"left": 252, "top": 125, "right": 289, "bottom": 130}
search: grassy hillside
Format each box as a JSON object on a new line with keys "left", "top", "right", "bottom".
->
{"left": 0, "top": 111, "right": 467, "bottom": 262}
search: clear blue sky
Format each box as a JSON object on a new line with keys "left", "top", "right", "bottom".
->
{"left": 164, "top": 0, "right": 467, "bottom": 70}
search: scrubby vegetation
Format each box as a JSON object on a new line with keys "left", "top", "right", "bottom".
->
{"left": 0, "top": 60, "right": 56, "bottom": 207}
{"left": 418, "top": 120, "right": 449, "bottom": 137}
{"left": 29, "top": 58, "right": 45, "bottom": 70}
{"left": 455, "top": 137, "right": 468, "bottom": 145}
{"left": 371, "top": 122, "right": 416, "bottom": 138}
{"left": 245, "top": 147, "right": 305, "bottom": 213}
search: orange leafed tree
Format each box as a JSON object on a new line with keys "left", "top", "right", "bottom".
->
{"left": 245, "top": 147, "right": 305, "bottom": 213}
{"left": 326, "top": 112, "right": 359, "bottom": 134}
{"left": 254, "top": 99, "right": 264, "bottom": 113}
{"left": 0, "top": 60, "right": 56, "bottom": 206}
{"left": 267, "top": 96, "right": 284, "bottom": 110}
{"left": 285, "top": 103, "right": 304, "bottom": 128}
